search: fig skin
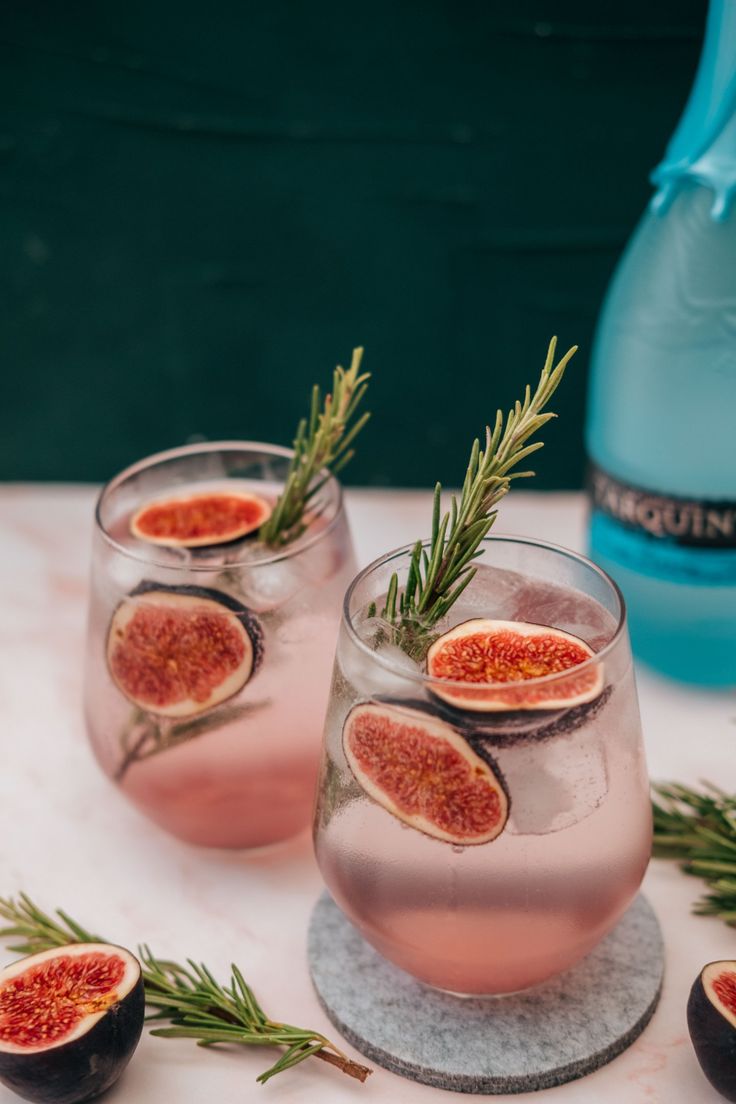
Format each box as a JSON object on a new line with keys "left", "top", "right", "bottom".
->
{"left": 463, "top": 685, "right": 614, "bottom": 748}
{"left": 406, "top": 677, "right": 612, "bottom": 749}
{"left": 688, "top": 961, "right": 736, "bottom": 1103}
{"left": 426, "top": 618, "right": 604, "bottom": 714}
{"left": 107, "top": 581, "right": 264, "bottom": 718}
{"left": 0, "top": 944, "right": 145, "bottom": 1104}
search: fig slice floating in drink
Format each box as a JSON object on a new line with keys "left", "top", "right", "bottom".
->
{"left": 0, "top": 942, "right": 145, "bottom": 1104}
{"left": 107, "top": 582, "right": 264, "bottom": 719}
{"left": 426, "top": 618, "right": 604, "bottom": 713}
{"left": 687, "top": 960, "right": 736, "bottom": 1103}
{"left": 342, "top": 700, "right": 509, "bottom": 845}
{"left": 130, "top": 489, "right": 272, "bottom": 547}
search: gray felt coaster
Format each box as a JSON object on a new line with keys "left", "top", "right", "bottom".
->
{"left": 308, "top": 892, "right": 664, "bottom": 1094}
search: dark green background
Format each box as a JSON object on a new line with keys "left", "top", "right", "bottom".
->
{"left": 1, "top": 2, "right": 705, "bottom": 487}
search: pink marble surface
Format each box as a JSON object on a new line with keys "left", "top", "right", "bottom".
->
{"left": 0, "top": 484, "right": 734, "bottom": 1104}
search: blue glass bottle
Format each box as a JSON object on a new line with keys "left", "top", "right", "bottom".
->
{"left": 586, "top": 0, "right": 736, "bottom": 686}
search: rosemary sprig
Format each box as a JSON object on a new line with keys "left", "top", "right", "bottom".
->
{"left": 114, "top": 701, "right": 269, "bottom": 782}
{"left": 381, "top": 337, "right": 576, "bottom": 658}
{"left": 653, "top": 782, "right": 736, "bottom": 926}
{"left": 0, "top": 894, "right": 370, "bottom": 1085}
{"left": 259, "top": 347, "right": 370, "bottom": 547}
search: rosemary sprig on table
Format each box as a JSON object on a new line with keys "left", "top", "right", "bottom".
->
{"left": 260, "top": 347, "right": 370, "bottom": 547}
{"left": 380, "top": 337, "right": 577, "bottom": 659}
{"left": 653, "top": 782, "right": 736, "bottom": 927}
{"left": 0, "top": 894, "right": 370, "bottom": 1086}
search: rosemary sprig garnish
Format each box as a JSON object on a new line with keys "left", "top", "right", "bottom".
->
{"left": 259, "top": 347, "right": 370, "bottom": 547}
{"left": 653, "top": 782, "right": 736, "bottom": 926}
{"left": 0, "top": 894, "right": 370, "bottom": 1086}
{"left": 381, "top": 337, "right": 576, "bottom": 659}
{"left": 114, "top": 701, "right": 269, "bottom": 782}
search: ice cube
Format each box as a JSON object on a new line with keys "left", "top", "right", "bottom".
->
{"left": 489, "top": 723, "right": 609, "bottom": 836}
{"left": 106, "top": 556, "right": 147, "bottom": 596}
{"left": 338, "top": 621, "right": 423, "bottom": 699}
{"left": 233, "top": 558, "right": 306, "bottom": 612}
{"left": 375, "top": 640, "right": 424, "bottom": 679}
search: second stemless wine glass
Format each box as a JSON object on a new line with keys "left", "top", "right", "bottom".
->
{"left": 84, "top": 441, "right": 356, "bottom": 849}
{"left": 314, "top": 536, "right": 652, "bottom": 995}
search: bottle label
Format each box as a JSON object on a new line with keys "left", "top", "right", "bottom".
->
{"left": 589, "top": 463, "right": 736, "bottom": 549}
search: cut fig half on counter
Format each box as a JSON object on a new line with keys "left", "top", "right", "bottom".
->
{"left": 130, "top": 489, "right": 272, "bottom": 548}
{"left": 107, "top": 582, "right": 264, "bottom": 719}
{"left": 426, "top": 618, "right": 604, "bottom": 714}
{"left": 0, "top": 943, "right": 144, "bottom": 1104}
{"left": 342, "top": 700, "right": 509, "bottom": 845}
{"left": 688, "top": 960, "right": 736, "bottom": 1103}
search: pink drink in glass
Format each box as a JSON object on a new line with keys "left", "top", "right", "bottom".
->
{"left": 84, "top": 441, "right": 356, "bottom": 849}
{"left": 314, "top": 537, "right": 651, "bottom": 995}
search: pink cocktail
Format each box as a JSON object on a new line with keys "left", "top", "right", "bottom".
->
{"left": 84, "top": 441, "right": 356, "bottom": 849}
{"left": 314, "top": 536, "right": 651, "bottom": 995}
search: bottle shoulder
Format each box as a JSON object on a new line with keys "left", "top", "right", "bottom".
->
{"left": 586, "top": 186, "right": 736, "bottom": 498}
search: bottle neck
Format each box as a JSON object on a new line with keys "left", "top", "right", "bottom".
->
{"left": 651, "top": 0, "right": 736, "bottom": 220}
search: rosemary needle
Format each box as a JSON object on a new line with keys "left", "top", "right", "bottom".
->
{"left": 381, "top": 337, "right": 576, "bottom": 659}
{"left": 0, "top": 894, "right": 371, "bottom": 1085}
{"left": 259, "top": 347, "right": 370, "bottom": 547}
{"left": 653, "top": 781, "right": 736, "bottom": 927}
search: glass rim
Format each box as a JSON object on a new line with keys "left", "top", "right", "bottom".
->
{"left": 342, "top": 533, "right": 627, "bottom": 692}
{"left": 94, "top": 439, "right": 345, "bottom": 570}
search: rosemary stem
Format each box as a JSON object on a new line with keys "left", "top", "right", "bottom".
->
{"left": 0, "top": 895, "right": 371, "bottom": 1086}
{"left": 312, "top": 1047, "right": 371, "bottom": 1082}
{"left": 259, "top": 348, "right": 370, "bottom": 547}
{"left": 381, "top": 338, "right": 576, "bottom": 657}
{"left": 115, "top": 726, "right": 154, "bottom": 781}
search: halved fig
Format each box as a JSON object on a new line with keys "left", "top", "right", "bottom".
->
{"left": 688, "top": 960, "right": 736, "bottom": 1102}
{"left": 107, "top": 582, "right": 264, "bottom": 719}
{"left": 130, "top": 489, "right": 272, "bottom": 547}
{"left": 0, "top": 942, "right": 144, "bottom": 1104}
{"left": 426, "top": 619, "right": 604, "bottom": 712}
{"left": 342, "top": 700, "right": 509, "bottom": 845}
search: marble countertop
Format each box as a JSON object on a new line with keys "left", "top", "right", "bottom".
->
{"left": 1, "top": 484, "right": 734, "bottom": 1104}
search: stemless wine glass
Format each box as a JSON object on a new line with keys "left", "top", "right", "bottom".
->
{"left": 84, "top": 441, "right": 357, "bottom": 849}
{"left": 313, "top": 535, "right": 652, "bottom": 995}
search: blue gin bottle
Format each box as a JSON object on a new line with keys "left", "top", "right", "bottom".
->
{"left": 587, "top": 0, "right": 736, "bottom": 684}
{"left": 586, "top": 0, "right": 736, "bottom": 686}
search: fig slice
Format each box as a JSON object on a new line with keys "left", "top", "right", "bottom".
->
{"left": 688, "top": 960, "right": 736, "bottom": 1102}
{"left": 107, "top": 582, "right": 264, "bottom": 719}
{"left": 426, "top": 618, "right": 604, "bottom": 713}
{"left": 342, "top": 700, "right": 509, "bottom": 845}
{"left": 0, "top": 942, "right": 144, "bottom": 1104}
{"left": 130, "top": 489, "right": 272, "bottom": 547}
